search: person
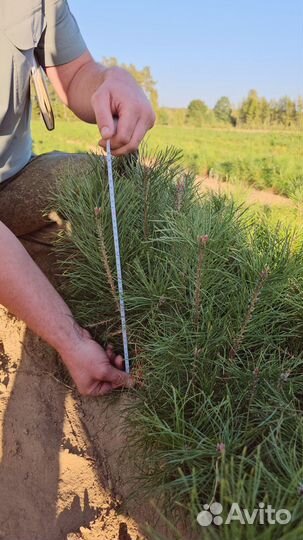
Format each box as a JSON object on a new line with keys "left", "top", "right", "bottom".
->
{"left": 0, "top": 0, "right": 155, "bottom": 396}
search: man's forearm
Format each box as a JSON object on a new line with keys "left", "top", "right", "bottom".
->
{"left": 64, "top": 59, "right": 107, "bottom": 123}
{"left": 46, "top": 50, "right": 155, "bottom": 156}
{"left": 0, "top": 222, "right": 80, "bottom": 355}
{"left": 61, "top": 62, "right": 138, "bottom": 125}
{"left": 46, "top": 51, "right": 104, "bottom": 123}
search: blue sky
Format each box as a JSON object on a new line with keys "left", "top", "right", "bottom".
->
{"left": 69, "top": 0, "right": 302, "bottom": 108}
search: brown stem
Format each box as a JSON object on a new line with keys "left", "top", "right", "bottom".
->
{"left": 229, "top": 267, "right": 270, "bottom": 360}
{"left": 95, "top": 209, "right": 119, "bottom": 311}
{"left": 175, "top": 178, "right": 186, "bottom": 212}
{"left": 143, "top": 171, "right": 150, "bottom": 240}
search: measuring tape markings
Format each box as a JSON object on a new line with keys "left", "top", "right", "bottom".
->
{"left": 105, "top": 140, "right": 130, "bottom": 374}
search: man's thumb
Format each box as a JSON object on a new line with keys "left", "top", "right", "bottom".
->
{"left": 103, "top": 364, "right": 134, "bottom": 389}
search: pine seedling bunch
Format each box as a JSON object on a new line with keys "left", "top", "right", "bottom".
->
{"left": 52, "top": 148, "right": 303, "bottom": 539}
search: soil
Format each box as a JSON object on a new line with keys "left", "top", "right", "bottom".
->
{"left": 198, "top": 175, "right": 294, "bottom": 208}
{"left": 0, "top": 233, "right": 147, "bottom": 540}
{"left": 0, "top": 236, "right": 191, "bottom": 540}
{"left": 0, "top": 306, "right": 145, "bottom": 540}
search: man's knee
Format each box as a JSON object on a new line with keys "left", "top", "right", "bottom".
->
{"left": 0, "top": 152, "right": 88, "bottom": 237}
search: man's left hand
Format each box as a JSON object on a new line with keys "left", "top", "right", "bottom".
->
{"left": 91, "top": 66, "right": 156, "bottom": 156}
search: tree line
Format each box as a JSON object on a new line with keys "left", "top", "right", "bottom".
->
{"left": 176, "top": 91, "right": 303, "bottom": 129}
{"left": 35, "top": 58, "right": 302, "bottom": 130}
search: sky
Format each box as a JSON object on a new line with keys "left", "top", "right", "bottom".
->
{"left": 69, "top": 0, "right": 303, "bottom": 108}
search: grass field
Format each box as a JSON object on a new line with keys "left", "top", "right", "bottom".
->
{"left": 32, "top": 120, "right": 303, "bottom": 229}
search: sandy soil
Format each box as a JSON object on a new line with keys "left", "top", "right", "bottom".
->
{"left": 0, "top": 306, "right": 144, "bottom": 540}
{"left": 198, "top": 175, "right": 294, "bottom": 208}
{"left": 0, "top": 227, "right": 197, "bottom": 540}
{"left": 0, "top": 234, "right": 145, "bottom": 540}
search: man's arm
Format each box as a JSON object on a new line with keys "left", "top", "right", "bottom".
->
{"left": 0, "top": 221, "right": 133, "bottom": 396}
{"left": 46, "top": 51, "right": 156, "bottom": 156}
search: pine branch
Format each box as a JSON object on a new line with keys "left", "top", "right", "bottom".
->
{"left": 229, "top": 267, "right": 270, "bottom": 359}
{"left": 95, "top": 207, "right": 119, "bottom": 311}
{"left": 194, "top": 234, "right": 209, "bottom": 328}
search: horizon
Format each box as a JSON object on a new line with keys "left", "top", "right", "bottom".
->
{"left": 69, "top": 0, "right": 302, "bottom": 108}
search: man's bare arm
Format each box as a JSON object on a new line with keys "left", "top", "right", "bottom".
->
{"left": 0, "top": 222, "right": 132, "bottom": 395}
{"left": 46, "top": 51, "right": 155, "bottom": 156}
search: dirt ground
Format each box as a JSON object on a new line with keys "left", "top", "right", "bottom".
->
{"left": 0, "top": 231, "right": 147, "bottom": 540}
{"left": 0, "top": 217, "right": 197, "bottom": 540}
{"left": 0, "top": 305, "right": 145, "bottom": 540}
{"left": 198, "top": 175, "right": 294, "bottom": 207}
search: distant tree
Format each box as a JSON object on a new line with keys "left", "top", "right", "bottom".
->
{"left": 157, "top": 108, "right": 169, "bottom": 125}
{"left": 268, "top": 99, "right": 279, "bottom": 125}
{"left": 214, "top": 96, "right": 232, "bottom": 123}
{"left": 239, "top": 90, "right": 261, "bottom": 126}
{"left": 102, "top": 57, "right": 159, "bottom": 111}
{"left": 297, "top": 96, "right": 303, "bottom": 115}
{"left": 186, "top": 99, "right": 208, "bottom": 126}
{"left": 157, "top": 108, "right": 187, "bottom": 126}
{"left": 259, "top": 97, "right": 270, "bottom": 126}
{"left": 277, "top": 96, "right": 297, "bottom": 126}
{"left": 297, "top": 96, "right": 303, "bottom": 128}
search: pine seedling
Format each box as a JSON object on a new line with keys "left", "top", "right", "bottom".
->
{"left": 51, "top": 147, "right": 303, "bottom": 539}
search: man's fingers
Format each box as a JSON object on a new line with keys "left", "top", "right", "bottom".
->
{"left": 111, "top": 120, "right": 147, "bottom": 157}
{"left": 102, "top": 363, "right": 134, "bottom": 389}
{"left": 106, "top": 345, "right": 125, "bottom": 370}
{"left": 91, "top": 89, "right": 115, "bottom": 140}
{"left": 98, "top": 382, "right": 113, "bottom": 396}
{"left": 106, "top": 343, "right": 115, "bottom": 361}
{"left": 100, "top": 109, "right": 139, "bottom": 152}
{"left": 113, "top": 354, "right": 125, "bottom": 370}
{"left": 113, "top": 111, "right": 138, "bottom": 149}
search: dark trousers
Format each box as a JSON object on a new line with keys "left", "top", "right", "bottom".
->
{"left": 0, "top": 152, "right": 86, "bottom": 278}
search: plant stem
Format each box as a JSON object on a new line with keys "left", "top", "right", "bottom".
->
{"left": 229, "top": 267, "right": 270, "bottom": 360}
{"left": 95, "top": 209, "right": 119, "bottom": 311}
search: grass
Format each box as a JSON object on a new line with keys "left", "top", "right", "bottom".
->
{"left": 147, "top": 126, "right": 303, "bottom": 199}
{"left": 32, "top": 119, "right": 303, "bottom": 230}
{"left": 32, "top": 119, "right": 100, "bottom": 155}
{"left": 33, "top": 120, "right": 303, "bottom": 196}
{"left": 51, "top": 149, "right": 303, "bottom": 539}
{"left": 32, "top": 120, "right": 303, "bottom": 198}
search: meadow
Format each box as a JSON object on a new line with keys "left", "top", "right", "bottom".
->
{"left": 32, "top": 120, "right": 303, "bottom": 229}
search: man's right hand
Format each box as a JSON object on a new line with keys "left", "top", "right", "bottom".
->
{"left": 0, "top": 221, "right": 133, "bottom": 397}
{"left": 59, "top": 327, "right": 134, "bottom": 396}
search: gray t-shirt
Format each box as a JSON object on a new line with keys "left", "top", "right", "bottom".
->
{"left": 0, "top": 0, "right": 87, "bottom": 182}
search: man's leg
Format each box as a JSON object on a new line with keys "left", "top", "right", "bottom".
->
{"left": 0, "top": 151, "right": 87, "bottom": 236}
{"left": 0, "top": 151, "right": 87, "bottom": 281}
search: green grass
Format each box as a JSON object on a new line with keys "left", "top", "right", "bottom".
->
{"left": 32, "top": 119, "right": 100, "bottom": 155}
{"left": 147, "top": 126, "right": 303, "bottom": 199}
{"left": 32, "top": 120, "right": 303, "bottom": 198}
{"left": 32, "top": 119, "right": 303, "bottom": 231}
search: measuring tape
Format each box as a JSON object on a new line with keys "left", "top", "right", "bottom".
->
{"left": 105, "top": 140, "right": 130, "bottom": 374}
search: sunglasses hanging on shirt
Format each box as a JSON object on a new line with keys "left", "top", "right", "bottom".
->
{"left": 31, "top": 56, "right": 55, "bottom": 131}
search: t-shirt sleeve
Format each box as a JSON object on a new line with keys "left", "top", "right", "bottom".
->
{"left": 36, "top": 0, "right": 87, "bottom": 67}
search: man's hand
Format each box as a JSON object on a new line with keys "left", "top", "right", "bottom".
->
{"left": 47, "top": 52, "right": 156, "bottom": 157}
{"left": 91, "top": 66, "right": 156, "bottom": 156}
{"left": 0, "top": 221, "right": 133, "bottom": 398}
{"left": 60, "top": 328, "right": 134, "bottom": 397}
